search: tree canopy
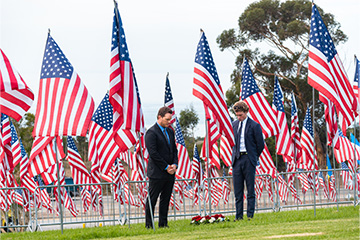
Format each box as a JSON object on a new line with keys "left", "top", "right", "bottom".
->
{"left": 216, "top": 0, "right": 348, "bottom": 169}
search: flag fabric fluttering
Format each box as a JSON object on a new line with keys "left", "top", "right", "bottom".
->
{"left": 352, "top": 56, "right": 360, "bottom": 104}
{"left": 307, "top": 4, "right": 357, "bottom": 134}
{"left": 290, "top": 92, "right": 301, "bottom": 163}
{"left": 28, "top": 136, "right": 65, "bottom": 178}
{"left": 164, "top": 73, "right": 176, "bottom": 125}
{"left": 192, "top": 30, "right": 234, "bottom": 147}
{"left": 10, "top": 121, "right": 21, "bottom": 167}
{"left": 340, "top": 162, "right": 353, "bottom": 190}
{"left": 272, "top": 76, "right": 293, "bottom": 158}
{"left": 319, "top": 92, "right": 338, "bottom": 146}
{"left": 299, "top": 107, "right": 318, "bottom": 170}
{"left": 0, "top": 49, "right": 34, "bottom": 121}
{"left": 67, "top": 136, "right": 91, "bottom": 212}
{"left": 88, "top": 93, "right": 121, "bottom": 176}
{"left": 109, "top": 3, "right": 145, "bottom": 152}
{"left": 174, "top": 118, "right": 192, "bottom": 179}
{"left": 33, "top": 34, "right": 94, "bottom": 137}
{"left": 240, "top": 58, "right": 279, "bottom": 139}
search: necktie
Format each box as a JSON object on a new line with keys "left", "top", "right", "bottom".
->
{"left": 163, "top": 129, "right": 170, "bottom": 145}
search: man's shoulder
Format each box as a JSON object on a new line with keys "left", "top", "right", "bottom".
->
{"left": 146, "top": 123, "right": 159, "bottom": 134}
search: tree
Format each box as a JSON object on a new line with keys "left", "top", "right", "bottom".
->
{"left": 12, "top": 113, "right": 35, "bottom": 155}
{"left": 216, "top": 0, "right": 347, "bottom": 168}
{"left": 178, "top": 104, "right": 200, "bottom": 159}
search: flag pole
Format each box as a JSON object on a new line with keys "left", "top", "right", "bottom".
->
{"left": 137, "top": 132, "right": 155, "bottom": 232}
{"left": 353, "top": 54, "right": 358, "bottom": 206}
{"left": 205, "top": 117, "right": 212, "bottom": 216}
{"left": 54, "top": 137, "right": 64, "bottom": 234}
{"left": 312, "top": 89, "right": 316, "bottom": 216}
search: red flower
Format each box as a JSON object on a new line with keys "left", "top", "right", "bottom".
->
{"left": 192, "top": 215, "right": 202, "bottom": 221}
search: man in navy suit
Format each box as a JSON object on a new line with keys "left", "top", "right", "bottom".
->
{"left": 145, "top": 106, "right": 178, "bottom": 228}
{"left": 232, "top": 101, "right": 264, "bottom": 221}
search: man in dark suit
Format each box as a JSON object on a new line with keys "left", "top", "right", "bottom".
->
{"left": 232, "top": 101, "right": 264, "bottom": 221}
{"left": 145, "top": 106, "right": 178, "bottom": 228}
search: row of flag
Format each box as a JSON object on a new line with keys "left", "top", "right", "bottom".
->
{"left": 0, "top": 2, "right": 360, "bottom": 214}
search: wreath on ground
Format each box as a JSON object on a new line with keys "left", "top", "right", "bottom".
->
{"left": 191, "top": 214, "right": 229, "bottom": 224}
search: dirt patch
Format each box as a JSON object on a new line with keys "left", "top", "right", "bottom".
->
{"left": 264, "top": 232, "right": 324, "bottom": 238}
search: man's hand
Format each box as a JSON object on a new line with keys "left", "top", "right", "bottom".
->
{"left": 166, "top": 165, "right": 177, "bottom": 175}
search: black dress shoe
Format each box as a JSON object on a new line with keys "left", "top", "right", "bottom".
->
{"left": 145, "top": 225, "right": 153, "bottom": 229}
{"left": 233, "top": 218, "right": 243, "bottom": 222}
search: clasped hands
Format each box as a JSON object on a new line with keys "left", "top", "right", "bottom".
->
{"left": 166, "top": 164, "right": 177, "bottom": 175}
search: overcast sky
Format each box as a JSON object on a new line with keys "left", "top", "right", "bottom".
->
{"left": 1, "top": 0, "right": 359, "bottom": 137}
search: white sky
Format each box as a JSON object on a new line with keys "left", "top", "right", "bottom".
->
{"left": 1, "top": 0, "right": 359, "bottom": 137}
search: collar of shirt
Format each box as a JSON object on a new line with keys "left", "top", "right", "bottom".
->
{"left": 157, "top": 122, "right": 170, "bottom": 139}
{"left": 238, "top": 116, "right": 248, "bottom": 131}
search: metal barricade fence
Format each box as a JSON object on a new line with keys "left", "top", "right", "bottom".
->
{"left": 0, "top": 186, "right": 32, "bottom": 233}
{"left": 0, "top": 169, "right": 357, "bottom": 233}
{"left": 277, "top": 169, "right": 355, "bottom": 211}
{"left": 32, "top": 182, "right": 127, "bottom": 231}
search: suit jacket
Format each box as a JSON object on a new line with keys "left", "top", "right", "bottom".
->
{"left": 231, "top": 117, "right": 264, "bottom": 167}
{"left": 145, "top": 123, "right": 178, "bottom": 180}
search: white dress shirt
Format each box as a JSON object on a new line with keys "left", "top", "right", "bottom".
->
{"left": 238, "top": 117, "right": 248, "bottom": 152}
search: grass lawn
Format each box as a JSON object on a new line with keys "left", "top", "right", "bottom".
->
{"left": 1, "top": 206, "right": 359, "bottom": 240}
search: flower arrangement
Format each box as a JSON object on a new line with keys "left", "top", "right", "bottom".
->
{"left": 191, "top": 214, "right": 229, "bottom": 225}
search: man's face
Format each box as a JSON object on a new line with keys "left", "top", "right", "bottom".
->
{"left": 158, "top": 113, "right": 172, "bottom": 128}
{"left": 235, "top": 111, "right": 247, "bottom": 122}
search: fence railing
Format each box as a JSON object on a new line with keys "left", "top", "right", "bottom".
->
{"left": 0, "top": 168, "right": 358, "bottom": 233}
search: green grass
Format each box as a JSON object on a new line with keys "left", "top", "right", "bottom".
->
{"left": 1, "top": 206, "right": 359, "bottom": 240}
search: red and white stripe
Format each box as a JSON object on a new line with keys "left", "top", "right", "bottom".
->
{"left": 291, "top": 93, "right": 301, "bottom": 163}
{"left": 88, "top": 121, "right": 121, "bottom": 175}
{"left": 193, "top": 32, "right": 234, "bottom": 148}
{"left": 0, "top": 49, "right": 34, "bottom": 121}
{"left": 258, "top": 143, "right": 276, "bottom": 178}
{"left": 28, "top": 136, "right": 64, "bottom": 177}
{"left": 220, "top": 135, "right": 232, "bottom": 167}
{"left": 308, "top": 6, "right": 357, "bottom": 134}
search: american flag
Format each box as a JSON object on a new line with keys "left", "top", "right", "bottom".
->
{"left": 164, "top": 73, "right": 176, "bottom": 125}
{"left": 308, "top": 5, "right": 357, "bottom": 135}
{"left": 67, "top": 136, "right": 91, "bottom": 185}
{"left": 34, "top": 176, "right": 55, "bottom": 213}
{"left": 259, "top": 143, "right": 276, "bottom": 178}
{"left": 352, "top": 56, "right": 360, "bottom": 106}
{"left": 192, "top": 144, "right": 201, "bottom": 178}
{"left": 264, "top": 176, "right": 274, "bottom": 203}
{"left": 67, "top": 136, "right": 92, "bottom": 212}
{"left": 0, "top": 49, "right": 34, "bottom": 121}
{"left": 272, "top": 76, "right": 293, "bottom": 158}
{"left": 192, "top": 30, "right": 234, "bottom": 147}
{"left": 109, "top": 3, "right": 145, "bottom": 152}
{"left": 299, "top": 107, "right": 318, "bottom": 170}
{"left": 174, "top": 118, "right": 192, "bottom": 179}
{"left": 341, "top": 162, "right": 353, "bottom": 190}
{"left": 10, "top": 121, "right": 21, "bottom": 167}
{"left": 290, "top": 92, "right": 301, "bottom": 163}
{"left": 241, "top": 58, "right": 279, "bottom": 139}
{"left": 297, "top": 170, "right": 311, "bottom": 193}
{"left": 88, "top": 93, "right": 121, "bottom": 175}
{"left": 319, "top": 92, "right": 338, "bottom": 146}
{"left": 333, "top": 130, "right": 356, "bottom": 168}
{"left": 28, "top": 136, "right": 65, "bottom": 178}
{"left": 33, "top": 34, "right": 94, "bottom": 137}
{"left": 0, "top": 113, "right": 12, "bottom": 167}
{"left": 201, "top": 105, "right": 221, "bottom": 169}
{"left": 276, "top": 175, "right": 289, "bottom": 202}
{"left": 220, "top": 135, "right": 232, "bottom": 167}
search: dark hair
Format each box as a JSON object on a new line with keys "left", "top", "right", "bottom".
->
{"left": 157, "top": 106, "right": 173, "bottom": 118}
{"left": 233, "top": 101, "right": 249, "bottom": 113}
